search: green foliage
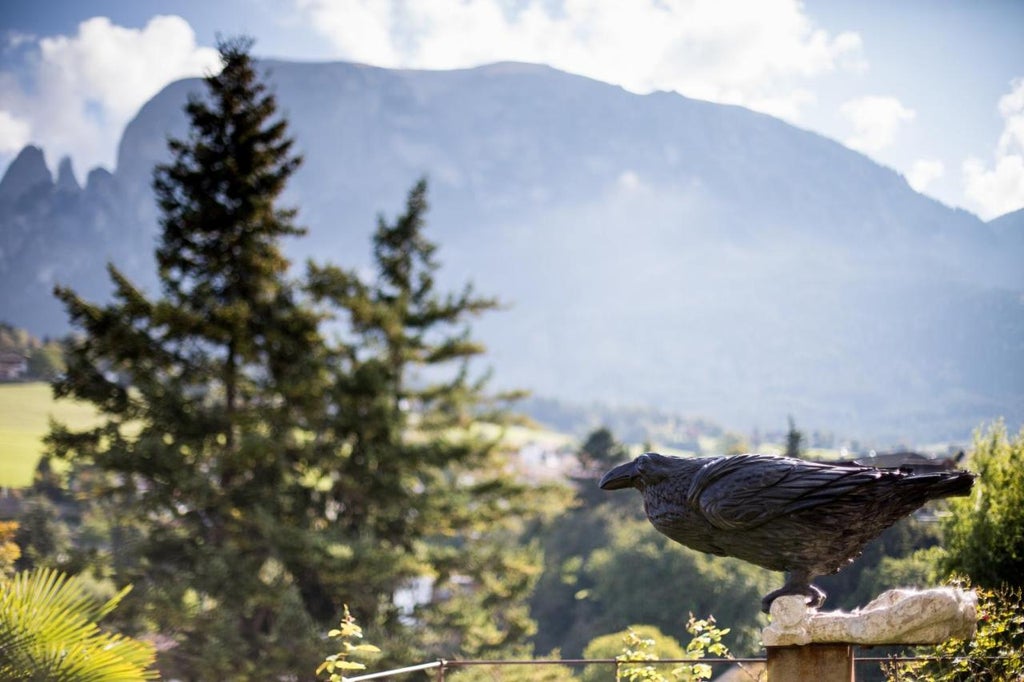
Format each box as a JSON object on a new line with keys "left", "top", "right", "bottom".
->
{"left": 0, "top": 567, "right": 157, "bottom": 681}
{"left": 578, "top": 427, "right": 630, "bottom": 473}
{"left": 12, "top": 492, "right": 72, "bottom": 571}
{"left": 861, "top": 545, "right": 945, "bottom": 597}
{"left": 941, "top": 421, "right": 1024, "bottom": 589}
{"left": 317, "top": 605, "right": 381, "bottom": 681}
{"left": 530, "top": 484, "right": 635, "bottom": 657}
{"left": 581, "top": 625, "right": 686, "bottom": 682}
{"left": 0, "top": 521, "right": 19, "bottom": 577}
{"left": 581, "top": 617, "right": 731, "bottom": 682}
{"left": 27, "top": 344, "right": 65, "bottom": 381}
{"left": 574, "top": 427, "right": 631, "bottom": 507}
{"left": 884, "top": 580, "right": 1024, "bottom": 682}
{"left": 880, "top": 425, "right": 1024, "bottom": 679}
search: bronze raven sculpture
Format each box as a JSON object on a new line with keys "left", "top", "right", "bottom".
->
{"left": 599, "top": 452, "right": 975, "bottom": 612}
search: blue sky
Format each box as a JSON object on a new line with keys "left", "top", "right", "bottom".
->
{"left": 1, "top": 0, "right": 1022, "bottom": 219}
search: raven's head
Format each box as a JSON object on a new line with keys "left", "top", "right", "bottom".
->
{"left": 599, "top": 452, "right": 679, "bottom": 491}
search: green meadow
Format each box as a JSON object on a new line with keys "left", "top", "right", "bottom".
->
{"left": 0, "top": 382, "right": 97, "bottom": 488}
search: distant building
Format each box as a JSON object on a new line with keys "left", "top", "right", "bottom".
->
{"left": 0, "top": 488, "right": 22, "bottom": 519}
{"left": 0, "top": 352, "right": 28, "bottom": 380}
{"left": 514, "top": 441, "right": 576, "bottom": 481}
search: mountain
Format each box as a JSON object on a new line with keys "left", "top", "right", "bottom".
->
{"left": 990, "top": 207, "right": 1024, "bottom": 252}
{"left": 2, "top": 60, "right": 1022, "bottom": 442}
{"left": 0, "top": 146, "right": 52, "bottom": 203}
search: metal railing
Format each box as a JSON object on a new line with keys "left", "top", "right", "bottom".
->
{"left": 342, "top": 653, "right": 1008, "bottom": 681}
{"left": 343, "top": 656, "right": 770, "bottom": 681}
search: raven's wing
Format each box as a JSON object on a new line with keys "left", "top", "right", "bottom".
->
{"left": 687, "top": 454, "right": 889, "bottom": 531}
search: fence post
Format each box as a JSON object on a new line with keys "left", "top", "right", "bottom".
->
{"left": 766, "top": 644, "right": 853, "bottom": 681}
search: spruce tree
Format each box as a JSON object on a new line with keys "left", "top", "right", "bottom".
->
{"left": 50, "top": 38, "right": 327, "bottom": 679}
{"left": 308, "top": 181, "right": 551, "bottom": 661}
{"left": 785, "top": 415, "right": 803, "bottom": 458}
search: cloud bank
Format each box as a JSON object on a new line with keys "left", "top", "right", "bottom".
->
{"left": 839, "top": 95, "right": 915, "bottom": 154}
{"left": 0, "top": 15, "right": 219, "bottom": 179}
{"left": 906, "top": 158, "right": 945, "bottom": 193}
{"left": 963, "top": 78, "right": 1024, "bottom": 220}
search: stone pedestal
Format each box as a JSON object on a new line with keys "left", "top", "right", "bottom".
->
{"left": 762, "top": 587, "right": 976, "bottom": 680}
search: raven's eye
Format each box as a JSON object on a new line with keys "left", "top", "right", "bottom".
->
{"left": 636, "top": 454, "right": 650, "bottom": 474}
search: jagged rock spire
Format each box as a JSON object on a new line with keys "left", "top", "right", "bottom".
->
{"left": 56, "top": 156, "right": 81, "bottom": 193}
{"left": 0, "top": 145, "right": 52, "bottom": 202}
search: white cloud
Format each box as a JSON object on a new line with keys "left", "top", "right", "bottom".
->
{"left": 0, "top": 111, "right": 31, "bottom": 154}
{"left": 839, "top": 95, "right": 915, "bottom": 154}
{"left": 997, "top": 78, "right": 1024, "bottom": 152}
{"left": 963, "top": 155, "right": 1024, "bottom": 220}
{"left": 906, "top": 159, "right": 944, "bottom": 193}
{"left": 0, "top": 16, "right": 219, "bottom": 176}
{"left": 295, "top": 0, "right": 864, "bottom": 122}
{"left": 963, "top": 78, "right": 1024, "bottom": 220}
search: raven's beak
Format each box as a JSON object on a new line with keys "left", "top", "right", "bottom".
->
{"left": 599, "top": 460, "right": 638, "bottom": 490}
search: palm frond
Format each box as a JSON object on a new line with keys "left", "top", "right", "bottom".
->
{"left": 0, "top": 567, "right": 158, "bottom": 681}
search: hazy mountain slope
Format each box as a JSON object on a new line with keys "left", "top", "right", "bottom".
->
{"left": 2, "top": 60, "right": 1021, "bottom": 441}
{"left": 990, "top": 208, "right": 1024, "bottom": 255}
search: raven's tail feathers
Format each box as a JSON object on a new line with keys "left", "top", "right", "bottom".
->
{"left": 902, "top": 469, "right": 976, "bottom": 500}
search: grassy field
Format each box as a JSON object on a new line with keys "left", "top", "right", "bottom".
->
{"left": 0, "top": 382, "right": 98, "bottom": 488}
{"left": 0, "top": 384, "right": 581, "bottom": 489}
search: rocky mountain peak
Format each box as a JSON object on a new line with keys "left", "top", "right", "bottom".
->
{"left": 55, "top": 156, "right": 81, "bottom": 194}
{"left": 0, "top": 145, "right": 53, "bottom": 203}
